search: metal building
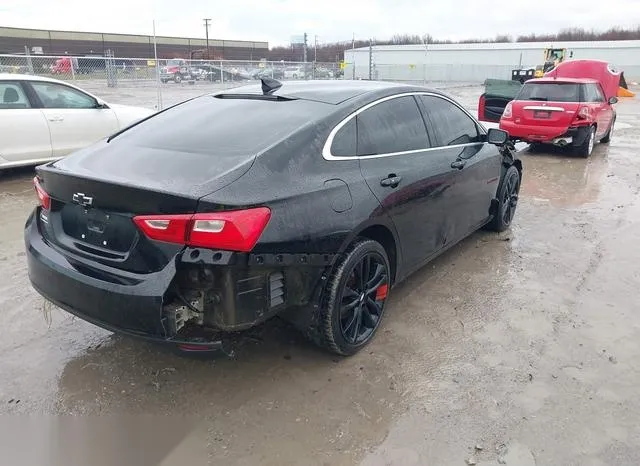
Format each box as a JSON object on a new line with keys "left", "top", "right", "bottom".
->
{"left": 344, "top": 40, "right": 640, "bottom": 83}
{"left": 0, "top": 26, "right": 269, "bottom": 61}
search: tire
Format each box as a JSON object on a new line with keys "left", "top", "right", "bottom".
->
{"left": 601, "top": 117, "right": 615, "bottom": 143}
{"left": 161, "top": 79, "right": 167, "bottom": 84}
{"left": 575, "top": 126, "right": 595, "bottom": 158}
{"left": 488, "top": 165, "right": 521, "bottom": 232}
{"left": 529, "top": 143, "right": 543, "bottom": 152}
{"left": 174, "top": 74, "right": 182, "bottom": 83}
{"left": 316, "top": 239, "right": 391, "bottom": 356}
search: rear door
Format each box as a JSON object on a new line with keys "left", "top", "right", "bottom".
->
{"left": 26, "top": 80, "right": 119, "bottom": 157}
{"left": 353, "top": 95, "right": 459, "bottom": 271}
{"left": 419, "top": 94, "right": 501, "bottom": 240}
{"left": 512, "top": 82, "right": 581, "bottom": 127}
{"left": 0, "top": 80, "right": 52, "bottom": 163}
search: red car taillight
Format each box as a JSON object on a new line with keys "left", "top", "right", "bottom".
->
{"left": 576, "top": 106, "right": 590, "bottom": 120}
{"left": 502, "top": 101, "right": 513, "bottom": 119}
{"left": 133, "top": 207, "right": 271, "bottom": 252}
{"left": 33, "top": 176, "right": 51, "bottom": 210}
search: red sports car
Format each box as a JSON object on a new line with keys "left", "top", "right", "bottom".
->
{"left": 499, "top": 77, "right": 617, "bottom": 157}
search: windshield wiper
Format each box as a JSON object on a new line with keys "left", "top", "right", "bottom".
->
{"left": 528, "top": 97, "right": 548, "bottom": 101}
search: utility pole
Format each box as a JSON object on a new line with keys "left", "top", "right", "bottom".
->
{"left": 303, "top": 32, "right": 308, "bottom": 63}
{"left": 352, "top": 33, "right": 356, "bottom": 80}
{"left": 314, "top": 35, "right": 318, "bottom": 62}
{"left": 203, "top": 18, "right": 211, "bottom": 61}
{"left": 152, "top": 20, "right": 162, "bottom": 110}
{"left": 368, "top": 39, "right": 373, "bottom": 80}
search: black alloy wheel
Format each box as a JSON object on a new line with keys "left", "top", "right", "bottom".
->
{"left": 319, "top": 239, "right": 391, "bottom": 355}
{"left": 501, "top": 168, "right": 520, "bottom": 227}
{"left": 489, "top": 165, "right": 521, "bottom": 232}
{"left": 339, "top": 253, "right": 388, "bottom": 345}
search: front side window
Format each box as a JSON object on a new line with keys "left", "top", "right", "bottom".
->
{"left": 356, "top": 96, "right": 429, "bottom": 156}
{"left": 0, "top": 82, "right": 31, "bottom": 109}
{"left": 419, "top": 95, "right": 479, "bottom": 146}
{"left": 30, "top": 82, "right": 97, "bottom": 109}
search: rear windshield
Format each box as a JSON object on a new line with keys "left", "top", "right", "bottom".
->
{"left": 517, "top": 83, "right": 581, "bottom": 102}
{"left": 112, "top": 95, "right": 329, "bottom": 156}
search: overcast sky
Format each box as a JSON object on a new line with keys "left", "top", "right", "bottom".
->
{"left": 2, "top": 0, "right": 639, "bottom": 46}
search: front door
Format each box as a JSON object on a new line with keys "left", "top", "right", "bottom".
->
{"left": 418, "top": 94, "right": 502, "bottom": 240}
{"left": 354, "top": 95, "right": 460, "bottom": 272}
{"left": 587, "top": 83, "right": 613, "bottom": 139}
{"left": 27, "top": 81, "right": 119, "bottom": 157}
{"left": 0, "top": 81, "right": 52, "bottom": 163}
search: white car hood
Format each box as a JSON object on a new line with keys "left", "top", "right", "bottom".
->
{"left": 109, "top": 103, "right": 155, "bottom": 128}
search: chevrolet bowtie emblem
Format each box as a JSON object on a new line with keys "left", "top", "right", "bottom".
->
{"left": 72, "top": 193, "right": 93, "bottom": 207}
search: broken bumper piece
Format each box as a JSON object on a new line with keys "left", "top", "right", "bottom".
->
{"left": 24, "top": 209, "right": 222, "bottom": 349}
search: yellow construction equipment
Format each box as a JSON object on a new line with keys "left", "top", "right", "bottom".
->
{"left": 534, "top": 48, "right": 572, "bottom": 77}
{"left": 512, "top": 48, "right": 573, "bottom": 83}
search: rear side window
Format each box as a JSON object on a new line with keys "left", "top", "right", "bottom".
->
{"left": 356, "top": 96, "right": 428, "bottom": 156}
{"left": 584, "top": 83, "right": 605, "bottom": 103}
{"left": 331, "top": 118, "right": 357, "bottom": 157}
{"left": 419, "top": 95, "right": 479, "bottom": 146}
{"left": 517, "top": 83, "right": 581, "bottom": 102}
{"left": 0, "top": 82, "right": 31, "bottom": 109}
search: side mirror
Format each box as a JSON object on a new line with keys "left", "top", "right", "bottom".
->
{"left": 609, "top": 96, "right": 618, "bottom": 105}
{"left": 487, "top": 128, "right": 509, "bottom": 145}
{"left": 95, "top": 99, "right": 109, "bottom": 109}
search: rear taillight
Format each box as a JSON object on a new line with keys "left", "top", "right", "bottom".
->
{"left": 33, "top": 176, "right": 51, "bottom": 210}
{"left": 576, "top": 106, "right": 590, "bottom": 120}
{"left": 502, "top": 101, "right": 513, "bottom": 119}
{"left": 478, "top": 95, "right": 486, "bottom": 119}
{"left": 133, "top": 207, "right": 271, "bottom": 252}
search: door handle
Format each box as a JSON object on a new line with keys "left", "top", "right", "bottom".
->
{"left": 48, "top": 115, "right": 64, "bottom": 122}
{"left": 451, "top": 160, "right": 466, "bottom": 170}
{"left": 380, "top": 174, "right": 402, "bottom": 188}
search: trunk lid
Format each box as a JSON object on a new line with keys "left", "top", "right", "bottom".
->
{"left": 512, "top": 100, "right": 579, "bottom": 127}
{"left": 37, "top": 141, "right": 255, "bottom": 273}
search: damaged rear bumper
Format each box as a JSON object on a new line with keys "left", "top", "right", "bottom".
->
{"left": 24, "top": 208, "right": 328, "bottom": 348}
{"left": 25, "top": 209, "right": 206, "bottom": 346}
{"left": 501, "top": 121, "right": 591, "bottom": 146}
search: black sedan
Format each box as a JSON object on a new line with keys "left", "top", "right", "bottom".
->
{"left": 25, "top": 79, "right": 522, "bottom": 356}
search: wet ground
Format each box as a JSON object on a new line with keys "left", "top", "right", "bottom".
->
{"left": 1, "top": 84, "right": 640, "bottom": 465}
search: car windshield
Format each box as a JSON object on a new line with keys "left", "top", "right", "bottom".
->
{"left": 517, "top": 82, "right": 581, "bottom": 102}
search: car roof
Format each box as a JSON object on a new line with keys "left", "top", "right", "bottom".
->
{"left": 217, "top": 80, "right": 415, "bottom": 105}
{"left": 527, "top": 77, "right": 598, "bottom": 84}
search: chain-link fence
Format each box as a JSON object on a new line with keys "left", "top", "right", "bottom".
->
{"left": 0, "top": 54, "right": 341, "bottom": 84}
{"left": 0, "top": 53, "right": 344, "bottom": 109}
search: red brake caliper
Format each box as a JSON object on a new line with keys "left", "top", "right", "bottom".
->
{"left": 375, "top": 283, "right": 388, "bottom": 301}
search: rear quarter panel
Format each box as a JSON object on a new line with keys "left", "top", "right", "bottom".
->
{"left": 197, "top": 120, "right": 390, "bottom": 256}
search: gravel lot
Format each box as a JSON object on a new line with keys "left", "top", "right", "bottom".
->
{"left": 1, "top": 81, "right": 639, "bottom": 465}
